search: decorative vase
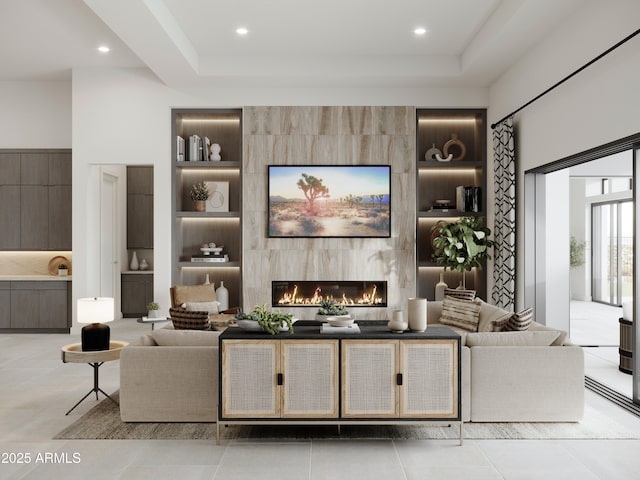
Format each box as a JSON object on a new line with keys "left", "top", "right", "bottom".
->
{"left": 435, "top": 273, "right": 447, "bottom": 301}
{"left": 148, "top": 309, "right": 159, "bottom": 318}
{"left": 408, "top": 297, "right": 427, "bottom": 332}
{"left": 203, "top": 273, "right": 211, "bottom": 285}
{"left": 193, "top": 200, "right": 206, "bottom": 212}
{"left": 388, "top": 310, "right": 407, "bottom": 333}
{"left": 216, "top": 281, "right": 229, "bottom": 311}
{"left": 139, "top": 258, "right": 149, "bottom": 271}
{"left": 424, "top": 144, "right": 442, "bottom": 161}
{"left": 130, "top": 251, "right": 139, "bottom": 270}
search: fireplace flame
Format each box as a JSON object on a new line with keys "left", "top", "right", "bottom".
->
{"left": 277, "top": 283, "right": 383, "bottom": 306}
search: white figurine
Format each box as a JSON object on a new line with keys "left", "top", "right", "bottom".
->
{"left": 210, "top": 143, "right": 221, "bottom": 161}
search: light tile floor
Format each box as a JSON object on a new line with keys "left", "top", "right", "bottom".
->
{"left": 1, "top": 318, "right": 640, "bottom": 479}
{"left": 570, "top": 300, "right": 633, "bottom": 398}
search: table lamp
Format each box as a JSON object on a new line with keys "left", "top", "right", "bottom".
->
{"left": 78, "top": 297, "right": 114, "bottom": 351}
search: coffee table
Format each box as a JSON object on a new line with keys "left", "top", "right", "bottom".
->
{"left": 61, "top": 340, "right": 128, "bottom": 415}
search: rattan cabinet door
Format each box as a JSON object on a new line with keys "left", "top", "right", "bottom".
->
{"left": 399, "top": 339, "right": 458, "bottom": 418}
{"left": 342, "top": 340, "right": 398, "bottom": 418}
{"left": 221, "top": 340, "right": 280, "bottom": 418}
{"left": 281, "top": 340, "right": 339, "bottom": 418}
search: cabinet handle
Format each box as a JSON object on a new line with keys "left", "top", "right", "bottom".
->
{"left": 277, "top": 373, "right": 283, "bottom": 385}
{"left": 397, "top": 373, "right": 403, "bottom": 385}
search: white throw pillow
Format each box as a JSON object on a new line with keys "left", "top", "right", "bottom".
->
{"left": 183, "top": 301, "right": 220, "bottom": 314}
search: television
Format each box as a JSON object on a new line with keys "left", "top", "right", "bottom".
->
{"left": 268, "top": 165, "right": 391, "bottom": 238}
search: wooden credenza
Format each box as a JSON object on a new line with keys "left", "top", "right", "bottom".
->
{"left": 218, "top": 322, "right": 461, "bottom": 444}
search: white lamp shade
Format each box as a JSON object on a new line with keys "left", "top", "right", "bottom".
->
{"left": 77, "top": 297, "right": 114, "bottom": 324}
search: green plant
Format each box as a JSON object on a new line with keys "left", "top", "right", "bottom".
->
{"left": 317, "top": 299, "right": 349, "bottom": 316}
{"left": 236, "top": 304, "right": 294, "bottom": 335}
{"left": 57, "top": 263, "right": 68, "bottom": 270}
{"left": 570, "top": 236, "right": 586, "bottom": 268}
{"left": 431, "top": 216, "right": 495, "bottom": 273}
{"left": 146, "top": 302, "right": 160, "bottom": 311}
{"left": 190, "top": 181, "right": 209, "bottom": 201}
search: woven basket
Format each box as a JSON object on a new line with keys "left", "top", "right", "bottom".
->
{"left": 169, "top": 307, "right": 210, "bottom": 330}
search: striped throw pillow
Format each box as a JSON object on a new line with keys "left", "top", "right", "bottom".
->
{"left": 440, "top": 296, "right": 482, "bottom": 332}
{"left": 502, "top": 307, "right": 534, "bottom": 331}
{"left": 443, "top": 288, "right": 476, "bottom": 301}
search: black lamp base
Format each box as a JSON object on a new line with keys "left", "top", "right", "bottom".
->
{"left": 81, "top": 323, "right": 110, "bottom": 351}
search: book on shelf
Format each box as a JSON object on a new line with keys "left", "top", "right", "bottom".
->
{"left": 455, "top": 186, "right": 481, "bottom": 212}
{"left": 202, "top": 136, "right": 211, "bottom": 161}
{"left": 188, "top": 135, "right": 201, "bottom": 161}
{"left": 176, "top": 136, "right": 185, "bottom": 161}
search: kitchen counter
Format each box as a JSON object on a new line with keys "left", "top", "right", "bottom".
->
{"left": 0, "top": 275, "right": 72, "bottom": 281}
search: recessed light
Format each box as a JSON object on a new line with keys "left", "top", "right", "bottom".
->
{"left": 236, "top": 27, "right": 248, "bottom": 35}
{"left": 97, "top": 45, "right": 110, "bottom": 53}
{"left": 414, "top": 27, "right": 427, "bottom": 35}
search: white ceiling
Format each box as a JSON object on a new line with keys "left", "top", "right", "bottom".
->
{"left": 0, "top": 0, "right": 585, "bottom": 87}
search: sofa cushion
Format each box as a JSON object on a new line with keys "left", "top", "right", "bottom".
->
{"left": 466, "top": 330, "right": 560, "bottom": 347}
{"left": 184, "top": 300, "right": 221, "bottom": 314}
{"left": 169, "top": 307, "right": 210, "bottom": 330}
{"left": 440, "top": 296, "right": 482, "bottom": 332}
{"left": 529, "top": 321, "right": 568, "bottom": 346}
{"left": 443, "top": 288, "right": 476, "bottom": 301}
{"left": 502, "top": 307, "right": 534, "bottom": 331}
{"left": 477, "top": 300, "right": 513, "bottom": 332}
{"left": 152, "top": 328, "right": 220, "bottom": 346}
{"left": 173, "top": 284, "right": 217, "bottom": 306}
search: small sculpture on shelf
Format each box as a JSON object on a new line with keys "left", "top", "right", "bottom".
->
{"left": 210, "top": 143, "right": 221, "bottom": 161}
{"left": 443, "top": 133, "right": 466, "bottom": 161}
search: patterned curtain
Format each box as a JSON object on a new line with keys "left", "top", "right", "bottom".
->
{"left": 492, "top": 117, "right": 516, "bottom": 310}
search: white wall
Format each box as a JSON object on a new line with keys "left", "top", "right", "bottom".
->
{"left": 71, "top": 67, "right": 489, "bottom": 325}
{"left": 488, "top": 0, "right": 640, "bottom": 310}
{"left": 0, "top": 81, "right": 71, "bottom": 148}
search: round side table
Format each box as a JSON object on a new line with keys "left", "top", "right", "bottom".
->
{"left": 61, "top": 340, "right": 128, "bottom": 415}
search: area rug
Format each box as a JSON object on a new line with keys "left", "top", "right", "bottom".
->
{"left": 54, "top": 392, "right": 640, "bottom": 441}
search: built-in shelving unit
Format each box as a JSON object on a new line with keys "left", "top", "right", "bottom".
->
{"left": 171, "top": 108, "right": 243, "bottom": 308}
{"left": 416, "top": 109, "right": 487, "bottom": 300}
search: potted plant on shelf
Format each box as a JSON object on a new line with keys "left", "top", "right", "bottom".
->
{"left": 190, "top": 181, "right": 209, "bottom": 212}
{"left": 146, "top": 302, "right": 160, "bottom": 318}
{"left": 235, "top": 305, "right": 294, "bottom": 335}
{"left": 57, "top": 263, "right": 69, "bottom": 277}
{"left": 431, "top": 216, "right": 494, "bottom": 288}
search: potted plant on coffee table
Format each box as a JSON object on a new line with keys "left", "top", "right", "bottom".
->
{"left": 431, "top": 216, "right": 494, "bottom": 288}
{"left": 190, "top": 181, "right": 209, "bottom": 212}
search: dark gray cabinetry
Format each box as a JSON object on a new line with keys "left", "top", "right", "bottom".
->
{"left": 127, "top": 166, "right": 153, "bottom": 249}
{"left": 0, "top": 150, "right": 72, "bottom": 250}
{"left": 6, "top": 281, "right": 70, "bottom": 332}
{"left": 121, "top": 273, "right": 153, "bottom": 317}
{"left": 0, "top": 282, "right": 10, "bottom": 328}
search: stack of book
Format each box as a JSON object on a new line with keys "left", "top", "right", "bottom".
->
{"left": 191, "top": 252, "right": 229, "bottom": 263}
{"left": 180, "top": 135, "right": 212, "bottom": 161}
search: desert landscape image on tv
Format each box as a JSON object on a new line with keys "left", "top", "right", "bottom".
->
{"left": 268, "top": 165, "right": 391, "bottom": 238}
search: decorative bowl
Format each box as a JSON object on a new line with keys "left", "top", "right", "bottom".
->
{"left": 326, "top": 315, "right": 354, "bottom": 327}
{"left": 201, "top": 247, "right": 223, "bottom": 254}
{"left": 236, "top": 319, "right": 263, "bottom": 332}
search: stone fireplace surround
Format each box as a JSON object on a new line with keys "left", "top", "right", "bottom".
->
{"left": 242, "top": 106, "right": 416, "bottom": 321}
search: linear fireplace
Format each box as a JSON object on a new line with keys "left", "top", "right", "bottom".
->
{"left": 272, "top": 281, "right": 387, "bottom": 308}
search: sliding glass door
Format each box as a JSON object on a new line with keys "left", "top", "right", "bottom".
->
{"left": 592, "top": 200, "right": 633, "bottom": 306}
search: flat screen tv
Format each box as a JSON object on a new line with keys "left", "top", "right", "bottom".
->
{"left": 268, "top": 165, "right": 391, "bottom": 238}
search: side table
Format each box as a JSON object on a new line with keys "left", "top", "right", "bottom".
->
{"left": 137, "top": 317, "right": 170, "bottom": 330}
{"left": 61, "top": 340, "right": 128, "bottom": 415}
